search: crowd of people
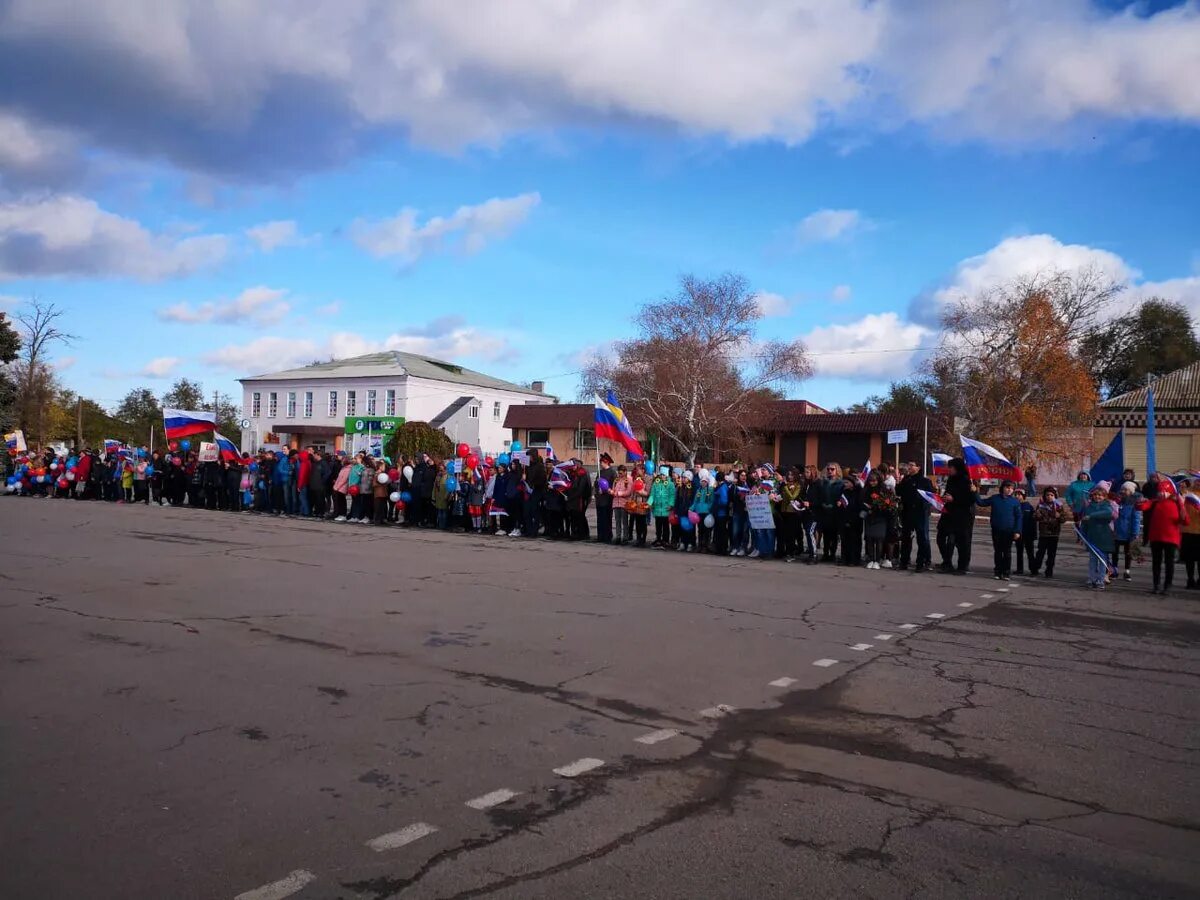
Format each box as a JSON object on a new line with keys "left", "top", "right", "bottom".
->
{"left": 5, "top": 444, "right": 1196, "bottom": 596}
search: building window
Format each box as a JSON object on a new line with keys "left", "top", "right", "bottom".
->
{"left": 346, "top": 390, "right": 356, "bottom": 415}
{"left": 527, "top": 429, "right": 550, "bottom": 447}
{"left": 251, "top": 392, "right": 261, "bottom": 418}
{"left": 286, "top": 391, "right": 297, "bottom": 418}
{"left": 574, "top": 428, "right": 596, "bottom": 449}
{"left": 328, "top": 391, "right": 338, "bottom": 417}
{"left": 268, "top": 392, "right": 278, "bottom": 418}
{"left": 367, "top": 389, "right": 377, "bottom": 415}
{"left": 385, "top": 389, "right": 396, "bottom": 416}
{"left": 468, "top": 404, "right": 479, "bottom": 419}
{"left": 303, "top": 391, "right": 313, "bottom": 418}
{"left": 493, "top": 401, "right": 501, "bottom": 420}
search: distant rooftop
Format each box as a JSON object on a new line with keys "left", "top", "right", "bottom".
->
{"left": 240, "top": 351, "right": 553, "bottom": 398}
{"left": 1100, "top": 360, "right": 1200, "bottom": 411}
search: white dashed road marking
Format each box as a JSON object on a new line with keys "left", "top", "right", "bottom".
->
{"left": 635, "top": 728, "right": 679, "bottom": 745}
{"left": 813, "top": 658, "right": 839, "bottom": 667}
{"left": 926, "top": 613, "right": 946, "bottom": 619}
{"left": 234, "top": 870, "right": 317, "bottom": 900}
{"left": 699, "top": 704, "right": 736, "bottom": 719}
{"left": 554, "top": 758, "right": 604, "bottom": 778}
{"left": 848, "top": 643, "right": 873, "bottom": 651}
{"left": 366, "top": 822, "right": 439, "bottom": 852}
{"left": 874, "top": 634, "right": 895, "bottom": 641}
{"left": 768, "top": 677, "right": 799, "bottom": 688}
{"left": 466, "top": 789, "right": 520, "bottom": 810}
{"left": 980, "top": 593, "right": 995, "bottom": 599}
{"left": 899, "top": 624, "right": 920, "bottom": 630}
{"left": 996, "top": 588, "right": 1009, "bottom": 593}
{"left": 958, "top": 602, "right": 974, "bottom": 608}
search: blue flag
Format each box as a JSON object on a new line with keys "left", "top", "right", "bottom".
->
{"left": 1146, "top": 385, "right": 1157, "bottom": 475}
{"left": 1090, "top": 429, "right": 1124, "bottom": 486}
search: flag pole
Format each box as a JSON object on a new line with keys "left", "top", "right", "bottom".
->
{"left": 923, "top": 415, "right": 928, "bottom": 477}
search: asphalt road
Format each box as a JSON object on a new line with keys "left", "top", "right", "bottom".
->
{"left": 1, "top": 499, "right": 1198, "bottom": 900}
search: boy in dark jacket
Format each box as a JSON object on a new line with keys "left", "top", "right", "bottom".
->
{"left": 1013, "top": 487, "right": 1037, "bottom": 575}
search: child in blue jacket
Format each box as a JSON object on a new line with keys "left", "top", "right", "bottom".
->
{"left": 978, "top": 480, "right": 1022, "bottom": 580}
{"left": 1113, "top": 481, "right": 1143, "bottom": 581}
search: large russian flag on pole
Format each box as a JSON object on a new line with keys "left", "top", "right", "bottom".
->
{"left": 960, "top": 434, "right": 1023, "bottom": 482}
{"left": 594, "top": 391, "right": 645, "bottom": 461}
{"left": 163, "top": 408, "right": 217, "bottom": 440}
{"left": 213, "top": 431, "right": 240, "bottom": 462}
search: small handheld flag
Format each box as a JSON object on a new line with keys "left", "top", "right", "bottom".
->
{"left": 1074, "top": 525, "right": 1117, "bottom": 576}
{"left": 213, "top": 431, "right": 240, "bottom": 462}
{"left": 916, "top": 489, "right": 944, "bottom": 512}
{"left": 859, "top": 460, "right": 871, "bottom": 484}
{"left": 4, "top": 429, "right": 26, "bottom": 453}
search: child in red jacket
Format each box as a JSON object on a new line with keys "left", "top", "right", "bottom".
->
{"left": 1138, "top": 483, "right": 1187, "bottom": 595}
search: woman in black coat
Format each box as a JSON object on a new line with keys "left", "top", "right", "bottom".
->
{"left": 938, "top": 458, "right": 978, "bottom": 573}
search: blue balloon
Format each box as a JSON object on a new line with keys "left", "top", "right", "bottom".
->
{"left": 498, "top": 453, "right": 511, "bottom": 465}
{"left": 510, "top": 441, "right": 523, "bottom": 452}
{"left": 400, "top": 491, "right": 412, "bottom": 503}
{"left": 144, "top": 465, "right": 154, "bottom": 476}
{"left": 180, "top": 440, "right": 191, "bottom": 451}
{"left": 445, "top": 476, "right": 458, "bottom": 492}
{"left": 257, "top": 480, "right": 266, "bottom": 490}
{"left": 679, "top": 516, "right": 694, "bottom": 531}
{"left": 249, "top": 463, "right": 258, "bottom": 473}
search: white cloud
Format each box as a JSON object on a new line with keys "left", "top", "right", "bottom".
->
{"left": 0, "top": 111, "right": 80, "bottom": 188}
{"left": 314, "top": 301, "right": 342, "bottom": 316}
{"left": 754, "top": 291, "right": 791, "bottom": 318}
{"left": 831, "top": 284, "right": 852, "bottom": 302}
{"left": 795, "top": 209, "right": 868, "bottom": 245}
{"left": 0, "top": 294, "right": 22, "bottom": 311}
{"left": 802, "top": 312, "right": 934, "bottom": 381}
{"left": 0, "top": 195, "right": 228, "bottom": 281}
{"left": 140, "top": 356, "right": 181, "bottom": 378}
{"left": 351, "top": 192, "right": 540, "bottom": 264}
{"left": 912, "top": 233, "right": 1135, "bottom": 326}
{"left": 158, "top": 286, "right": 291, "bottom": 326}
{"left": 0, "top": 1, "right": 1198, "bottom": 189}
{"left": 246, "top": 220, "right": 309, "bottom": 252}
{"left": 202, "top": 317, "right": 520, "bottom": 374}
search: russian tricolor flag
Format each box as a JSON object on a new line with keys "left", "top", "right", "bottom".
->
{"left": 959, "top": 435, "right": 1023, "bottom": 482}
{"left": 163, "top": 408, "right": 217, "bottom": 440}
{"left": 917, "top": 489, "right": 945, "bottom": 511}
{"left": 931, "top": 452, "right": 952, "bottom": 477}
{"left": 213, "top": 431, "right": 240, "bottom": 462}
{"left": 594, "top": 391, "right": 644, "bottom": 461}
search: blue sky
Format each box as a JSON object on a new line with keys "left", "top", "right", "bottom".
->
{"left": 1, "top": 0, "right": 1198, "bottom": 412}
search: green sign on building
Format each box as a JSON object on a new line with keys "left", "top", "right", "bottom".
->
{"left": 344, "top": 416, "right": 404, "bottom": 434}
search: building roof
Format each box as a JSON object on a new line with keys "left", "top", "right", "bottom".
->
{"left": 505, "top": 403, "right": 595, "bottom": 430}
{"left": 1100, "top": 360, "right": 1200, "bottom": 411}
{"left": 240, "top": 351, "right": 552, "bottom": 398}
{"left": 765, "top": 406, "right": 939, "bottom": 434}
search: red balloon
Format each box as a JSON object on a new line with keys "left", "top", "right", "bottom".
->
{"left": 456, "top": 443, "right": 470, "bottom": 458}
{"left": 388, "top": 468, "right": 399, "bottom": 481}
{"left": 168, "top": 441, "right": 179, "bottom": 451}
{"left": 633, "top": 479, "right": 645, "bottom": 492}
{"left": 465, "top": 454, "right": 479, "bottom": 470}
{"left": 484, "top": 456, "right": 495, "bottom": 467}
{"left": 395, "top": 500, "right": 406, "bottom": 511}
{"left": 57, "top": 478, "right": 68, "bottom": 489}
{"left": 349, "top": 485, "right": 360, "bottom": 496}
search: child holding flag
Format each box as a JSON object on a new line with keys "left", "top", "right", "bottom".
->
{"left": 1079, "top": 486, "right": 1115, "bottom": 590}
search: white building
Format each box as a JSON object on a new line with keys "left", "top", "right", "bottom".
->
{"left": 238, "top": 351, "right": 555, "bottom": 455}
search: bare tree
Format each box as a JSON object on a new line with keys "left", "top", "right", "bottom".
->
{"left": 12, "top": 299, "right": 76, "bottom": 448}
{"left": 581, "top": 273, "right": 811, "bottom": 466}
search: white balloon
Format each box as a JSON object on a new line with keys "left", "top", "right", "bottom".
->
{"left": 65, "top": 472, "right": 75, "bottom": 481}
{"left": 704, "top": 513, "right": 716, "bottom": 529}
{"left": 402, "top": 465, "right": 414, "bottom": 480}
{"left": 389, "top": 491, "right": 402, "bottom": 503}
{"left": 5, "top": 484, "right": 15, "bottom": 493}
{"left": 377, "top": 472, "right": 390, "bottom": 484}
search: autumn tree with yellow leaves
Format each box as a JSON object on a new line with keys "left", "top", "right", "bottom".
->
{"left": 923, "top": 269, "right": 1116, "bottom": 463}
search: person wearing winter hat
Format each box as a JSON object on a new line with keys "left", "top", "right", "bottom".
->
{"left": 1013, "top": 486, "right": 1037, "bottom": 576}
{"left": 595, "top": 452, "right": 617, "bottom": 543}
{"left": 1137, "top": 479, "right": 1187, "bottom": 595}
{"left": 1113, "top": 481, "right": 1142, "bottom": 581}
{"left": 1080, "top": 485, "right": 1115, "bottom": 590}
